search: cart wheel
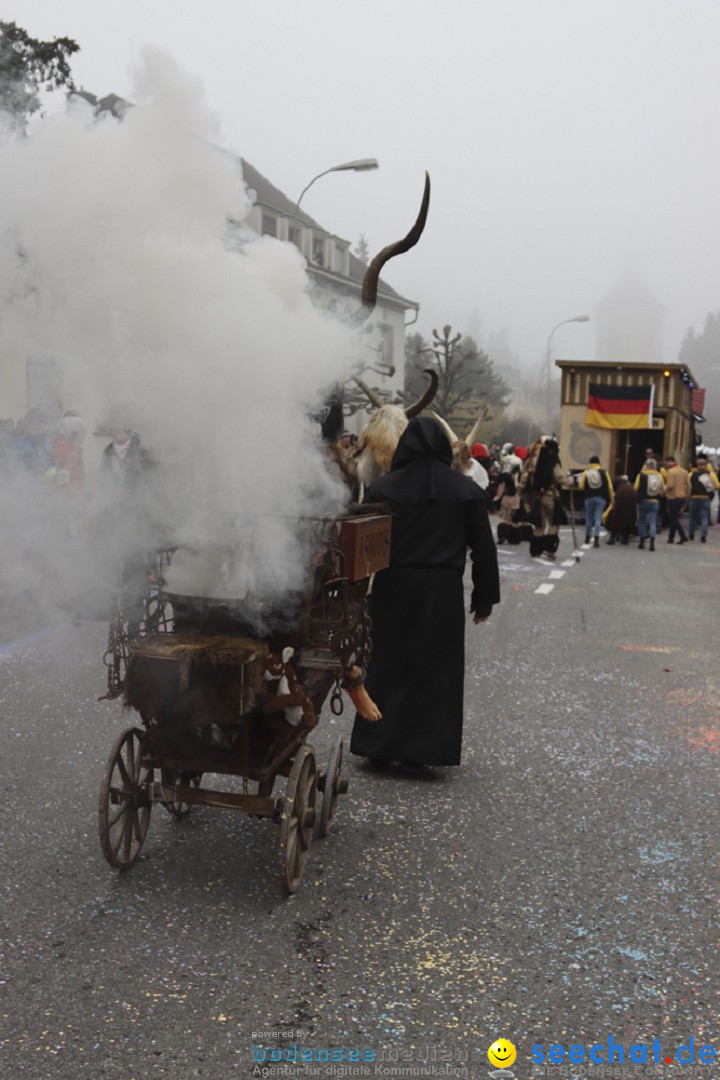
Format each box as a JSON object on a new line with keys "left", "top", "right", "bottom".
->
{"left": 160, "top": 769, "right": 202, "bottom": 819}
{"left": 319, "top": 737, "right": 347, "bottom": 837}
{"left": 280, "top": 744, "right": 317, "bottom": 894}
{"left": 99, "top": 726, "right": 153, "bottom": 870}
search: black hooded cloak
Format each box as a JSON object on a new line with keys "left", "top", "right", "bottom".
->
{"left": 350, "top": 416, "right": 500, "bottom": 767}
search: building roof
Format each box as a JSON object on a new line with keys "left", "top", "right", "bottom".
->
{"left": 240, "top": 158, "right": 322, "bottom": 231}
{"left": 240, "top": 158, "right": 418, "bottom": 312}
{"left": 555, "top": 360, "right": 699, "bottom": 382}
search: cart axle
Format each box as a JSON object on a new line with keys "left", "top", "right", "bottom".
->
{"left": 150, "top": 782, "right": 277, "bottom": 817}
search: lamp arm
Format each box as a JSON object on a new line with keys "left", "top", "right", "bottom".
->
{"left": 547, "top": 318, "right": 574, "bottom": 356}
{"left": 297, "top": 168, "right": 334, "bottom": 210}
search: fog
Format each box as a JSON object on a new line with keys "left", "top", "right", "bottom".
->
{"left": 2, "top": 0, "right": 720, "bottom": 608}
{"left": 9, "top": 0, "right": 720, "bottom": 388}
{"left": 0, "top": 47, "right": 367, "bottom": 621}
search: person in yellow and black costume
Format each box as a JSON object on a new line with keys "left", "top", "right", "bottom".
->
{"left": 578, "top": 455, "right": 614, "bottom": 548}
{"left": 633, "top": 458, "right": 666, "bottom": 550}
{"left": 643, "top": 448, "right": 669, "bottom": 530}
{"left": 687, "top": 455, "right": 719, "bottom": 543}
{"left": 664, "top": 455, "right": 690, "bottom": 544}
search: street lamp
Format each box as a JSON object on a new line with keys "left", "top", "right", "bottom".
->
{"left": 546, "top": 314, "right": 590, "bottom": 431}
{"left": 296, "top": 158, "right": 379, "bottom": 210}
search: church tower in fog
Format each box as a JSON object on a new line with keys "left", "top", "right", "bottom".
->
{"left": 595, "top": 272, "right": 665, "bottom": 362}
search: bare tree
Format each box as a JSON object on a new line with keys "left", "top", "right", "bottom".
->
{"left": 405, "top": 324, "right": 511, "bottom": 431}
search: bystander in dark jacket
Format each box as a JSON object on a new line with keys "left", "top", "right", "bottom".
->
{"left": 606, "top": 476, "right": 637, "bottom": 545}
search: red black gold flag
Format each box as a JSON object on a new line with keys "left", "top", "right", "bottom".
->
{"left": 586, "top": 383, "right": 654, "bottom": 429}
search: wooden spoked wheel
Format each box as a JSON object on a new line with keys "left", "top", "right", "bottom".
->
{"left": 280, "top": 745, "right": 317, "bottom": 894}
{"left": 319, "top": 737, "right": 346, "bottom": 837}
{"left": 99, "top": 727, "right": 153, "bottom": 870}
{"left": 160, "top": 769, "right": 202, "bottom": 819}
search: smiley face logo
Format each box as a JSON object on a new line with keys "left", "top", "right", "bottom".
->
{"left": 488, "top": 1039, "right": 517, "bottom": 1069}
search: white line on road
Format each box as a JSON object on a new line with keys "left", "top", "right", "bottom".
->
{"left": 560, "top": 559, "right": 576, "bottom": 567}
{"left": 535, "top": 583, "right": 555, "bottom": 594}
{"left": 548, "top": 570, "right": 566, "bottom": 579}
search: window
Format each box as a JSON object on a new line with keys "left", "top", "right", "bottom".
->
{"left": 312, "top": 235, "right": 326, "bottom": 266}
{"left": 333, "top": 243, "right": 347, "bottom": 273}
{"left": 288, "top": 223, "right": 302, "bottom": 249}
{"left": 380, "top": 324, "right": 394, "bottom": 369}
{"left": 261, "top": 211, "right": 278, "bottom": 237}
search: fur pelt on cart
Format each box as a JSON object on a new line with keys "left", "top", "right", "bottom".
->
{"left": 123, "top": 634, "right": 269, "bottom": 729}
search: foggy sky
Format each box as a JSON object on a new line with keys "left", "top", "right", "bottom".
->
{"left": 8, "top": 0, "right": 720, "bottom": 369}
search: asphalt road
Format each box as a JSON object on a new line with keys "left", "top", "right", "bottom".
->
{"left": 1, "top": 523, "right": 719, "bottom": 1079}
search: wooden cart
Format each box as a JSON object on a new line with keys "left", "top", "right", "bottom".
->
{"left": 97, "top": 513, "right": 389, "bottom": 893}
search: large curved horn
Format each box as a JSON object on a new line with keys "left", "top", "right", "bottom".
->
{"left": 361, "top": 172, "right": 431, "bottom": 314}
{"left": 405, "top": 368, "right": 439, "bottom": 419}
{"left": 432, "top": 411, "right": 459, "bottom": 444}
{"left": 352, "top": 375, "right": 385, "bottom": 409}
{"left": 464, "top": 406, "right": 490, "bottom": 447}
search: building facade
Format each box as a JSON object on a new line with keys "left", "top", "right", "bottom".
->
{"left": 241, "top": 159, "right": 418, "bottom": 431}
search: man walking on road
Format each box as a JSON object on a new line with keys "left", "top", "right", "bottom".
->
{"left": 578, "top": 455, "right": 614, "bottom": 548}
{"left": 688, "top": 455, "right": 718, "bottom": 543}
{"left": 634, "top": 458, "right": 665, "bottom": 551}
{"left": 664, "top": 455, "right": 690, "bottom": 544}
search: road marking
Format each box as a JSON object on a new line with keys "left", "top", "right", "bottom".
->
{"left": 560, "top": 559, "right": 576, "bottom": 567}
{"left": 535, "top": 583, "right": 555, "bottom": 594}
{"left": 548, "top": 570, "right": 565, "bottom": 579}
{"left": 573, "top": 550, "right": 584, "bottom": 558}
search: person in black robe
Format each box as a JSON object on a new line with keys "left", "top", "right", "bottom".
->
{"left": 350, "top": 415, "right": 500, "bottom": 768}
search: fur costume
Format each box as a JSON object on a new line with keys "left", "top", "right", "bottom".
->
{"left": 494, "top": 472, "right": 528, "bottom": 544}
{"left": 523, "top": 437, "right": 561, "bottom": 492}
{"left": 497, "top": 521, "right": 533, "bottom": 545}
{"left": 519, "top": 437, "right": 566, "bottom": 558}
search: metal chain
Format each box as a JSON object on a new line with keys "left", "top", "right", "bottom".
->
{"left": 240, "top": 664, "right": 249, "bottom": 795}
{"left": 241, "top": 719, "right": 250, "bottom": 796}
{"left": 330, "top": 681, "right": 344, "bottom": 716}
{"left": 101, "top": 611, "right": 130, "bottom": 700}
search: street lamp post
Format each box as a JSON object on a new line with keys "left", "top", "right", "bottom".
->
{"left": 545, "top": 315, "right": 590, "bottom": 431}
{"left": 296, "top": 158, "right": 379, "bottom": 210}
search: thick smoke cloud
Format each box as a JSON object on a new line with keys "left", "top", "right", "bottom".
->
{"left": 0, "top": 47, "right": 365, "bottom": 624}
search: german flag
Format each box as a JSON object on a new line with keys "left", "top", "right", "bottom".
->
{"left": 586, "top": 383, "right": 654, "bottom": 429}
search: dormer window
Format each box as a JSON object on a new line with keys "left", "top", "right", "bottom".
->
{"left": 312, "top": 235, "right": 326, "bottom": 266}
{"left": 261, "top": 211, "right": 278, "bottom": 237}
{"left": 333, "top": 242, "right": 347, "bottom": 273}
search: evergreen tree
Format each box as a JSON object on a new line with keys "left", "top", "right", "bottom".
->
{"left": 353, "top": 234, "right": 370, "bottom": 264}
{"left": 679, "top": 310, "right": 720, "bottom": 445}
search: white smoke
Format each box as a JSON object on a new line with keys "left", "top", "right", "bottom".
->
{"left": 0, "top": 46, "right": 366, "bottom": 623}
